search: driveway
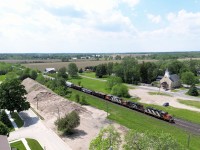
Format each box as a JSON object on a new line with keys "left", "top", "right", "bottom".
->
{"left": 8, "top": 109, "right": 72, "bottom": 150}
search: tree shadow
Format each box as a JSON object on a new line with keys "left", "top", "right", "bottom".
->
{"left": 63, "top": 129, "right": 87, "bottom": 139}
{"left": 19, "top": 111, "right": 39, "bottom": 127}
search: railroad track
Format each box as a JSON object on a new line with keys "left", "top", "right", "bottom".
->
{"left": 43, "top": 75, "right": 200, "bottom": 135}
{"left": 174, "top": 118, "right": 200, "bottom": 135}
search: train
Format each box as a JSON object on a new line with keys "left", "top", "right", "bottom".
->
{"left": 65, "top": 81, "right": 174, "bottom": 123}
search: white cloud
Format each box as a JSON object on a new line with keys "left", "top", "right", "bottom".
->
{"left": 121, "top": 0, "right": 140, "bottom": 7}
{"left": 147, "top": 14, "right": 161, "bottom": 24}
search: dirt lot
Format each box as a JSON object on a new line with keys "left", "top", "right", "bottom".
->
{"left": 129, "top": 88, "right": 200, "bottom": 112}
{"left": 22, "top": 78, "right": 127, "bottom": 150}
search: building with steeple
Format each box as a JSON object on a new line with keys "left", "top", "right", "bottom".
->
{"left": 160, "top": 69, "right": 181, "bottom": 90}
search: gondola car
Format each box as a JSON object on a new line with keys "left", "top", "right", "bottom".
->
{"left": 92, "top": 91, "right": 106, "bottom": 99}
{"left": 72, "top": 85, "right": 82, "bottom": 91}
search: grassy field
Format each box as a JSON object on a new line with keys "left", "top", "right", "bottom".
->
{"left": 69, "top": 76, "right": 109, "bottom": 94}
{"left": 178, "top": 99, "right": 200, "bottom": 109}
{"left": 26, "top": 138, "right": 43, "bottom": 150}
{"left": 68, "top": 89, "right": 200, "bottom": 149}
{"left": 148, "top": 91, "right": 172, "bottom": 97}
{"left": 0, "top": 75, "right": 6, "bottom": 81}
{"left": 11, "top": 112, "right": 24, "bottom": 128}
{"left": 10, "top": 141, "right": 26, "bottom": 150}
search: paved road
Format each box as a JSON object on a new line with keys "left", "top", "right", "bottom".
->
{"left": 8, "top": 109, "right": 72, "bottom": 150}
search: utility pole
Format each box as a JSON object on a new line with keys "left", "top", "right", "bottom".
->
{"left": 187, "top": 134, "right": 190, "bottom": 148}
{"left": 36, "top": 97, "right": 38, "bottom": 110}
{"left": 57, "top": 107, "right": 60, "bottom": 120}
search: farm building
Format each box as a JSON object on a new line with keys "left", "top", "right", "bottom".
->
{"left": 159, "top": 69, "right": 181, "bottom": 90}
{"left": 0, "top": 135, "right": 11, "bottom": 150}
{"left": 44, "top": 68, "right": 56, "bottom": 74}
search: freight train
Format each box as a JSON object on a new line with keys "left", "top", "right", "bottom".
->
{"left": 66, "top": 81, "right": 174, "bottom": 123}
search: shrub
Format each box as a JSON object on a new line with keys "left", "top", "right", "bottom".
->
{"left": 187, "top": 85, "right": 199, "bottom": 96}
{"left": 55, "top": 111, "right": 80, "bottom": 134}
{"left": 0, "top": 121, "right": 9, "bottom": 136}
{"left": 111, "top": 84, "right": 130, "bottom": 98}
{"left": 0, "top": 110, "right": 13, "bottom": 128}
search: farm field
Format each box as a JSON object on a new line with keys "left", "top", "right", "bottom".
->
{"left": 22, "top": 60, "right": 122, "bottom": 71}
{"left": 22, "top": 59, "right": 159, "bottom": 71}
{"left": 68, "top": 89, "right": 200, "bottom": 149}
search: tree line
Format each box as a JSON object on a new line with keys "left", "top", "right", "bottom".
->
{"left": 94, "top": 57, "right": 200, "bottom": 86}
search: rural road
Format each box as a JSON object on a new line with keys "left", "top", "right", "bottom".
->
{"left": 8, "top": 109, "right": 72, "bottom": 150}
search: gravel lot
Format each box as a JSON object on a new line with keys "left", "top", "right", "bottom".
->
{"left": 129, "top": 88, "right": 200, "bottom": 112}
{"left": 22, "top": 78, "right": 126, "bottom": 150}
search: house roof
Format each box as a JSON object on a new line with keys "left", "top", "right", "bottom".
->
{"left": 0, "top": 135, "right": 10, "bottom": 150}
{"left": 169, "top": 74, "right": 180, "bottom": 82}
{"left": 45, "top": 68, "right": 56, "bottom": 72}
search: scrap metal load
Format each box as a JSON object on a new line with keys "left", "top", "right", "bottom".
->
{"left": 66, "top": 81, "right": 174, "bottom": 123}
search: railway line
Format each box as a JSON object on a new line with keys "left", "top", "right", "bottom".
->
{"left": 43, "top": 75, "right": 200, "bottom": 135}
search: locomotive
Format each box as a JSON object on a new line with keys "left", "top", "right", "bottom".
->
{"left": 66, "top": 81, "right": 174, "bottom": 123}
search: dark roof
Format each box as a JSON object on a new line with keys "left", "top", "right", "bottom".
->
{"left": 169, "top": 74, "right": 180, "bottom": 82}
{"left": 0, "top": 135, "right": 10, "bottom": 150}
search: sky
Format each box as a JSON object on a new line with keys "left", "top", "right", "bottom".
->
{"left": 1, "top": 0, "right": 200, "bottom": 53}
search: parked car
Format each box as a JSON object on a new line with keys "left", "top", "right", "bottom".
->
{"left": 163, "top": 102, "right": 169, "bottom": 107}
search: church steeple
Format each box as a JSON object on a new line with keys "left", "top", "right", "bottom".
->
{"left": 164, "top": 69, "right": 170, "bottom": 78}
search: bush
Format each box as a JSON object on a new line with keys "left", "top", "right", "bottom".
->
{"left": 75, "top": 94, "right": 80, "bottom": 103}
{"left": 80, "top": 96, "right": 87, "bottom": 105}
{"left": 0, "top": 110, "right": 13, "bottom": 128}
{"left": 187, "top": 85, "right": 199, "bottom": 96}
{"left": 111, "top": 84, "right": 130, "bottom": 98}
{"left": 0, "top": 121, "right": 9, "bottom": 136}
{"left": 55, "top": 111, "right": 80, "bottom": 134}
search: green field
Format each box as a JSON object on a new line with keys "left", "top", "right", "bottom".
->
{"left": 26, "top": 138, "right": 43, "bottom": 150}
{"left": 178, "top": 99, "right": 200, "bottom": 109}
{"left": 11, "top": 112, "right": 24, "bottom": 128}
{"left": 68, "top": 89, "right": 200, "bottom": 149}
{"left": 10, "top": 141, "right": 26, "bottom": 150}
{"left": 69, "top": 76, "right": 109, "bottom": 94}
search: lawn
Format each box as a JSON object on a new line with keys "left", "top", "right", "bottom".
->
{"left": 148, "top": 91, "right": 172, "bottom": 97}
{"left": 11, "top": 112, "right": 24, "bottom": 128}
{"left": 69, "top": 76, "right": 109, "bottom": 94}
{"left": 178, "top": 99, "right": 200, "bottom": 109}
{"left": 0, "top": 75, "right": 6, "bottom": 81}
{"left": 10, "top": 141, "right": 26, "bottom": 150}
{"left": 26, "top": 138, "right": 43, "bottom": 150}
{"left": 80, "top": 72, "right": 108, "bottom": 80}
{"left": 68, "top": 89, "right": 200, "bottom": 149}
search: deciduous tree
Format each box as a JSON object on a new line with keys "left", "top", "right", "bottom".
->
{"left": 55, "top": 111, "right": 80, "bottom": 134}
{"left": 68, "top": 63, "right": 78, "bottom": 77}
{"left": 0, "top": 78, "right": 30, "bottom": 113}
{"left": 89, "top": 125, "right": 121, "bottom": 150}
